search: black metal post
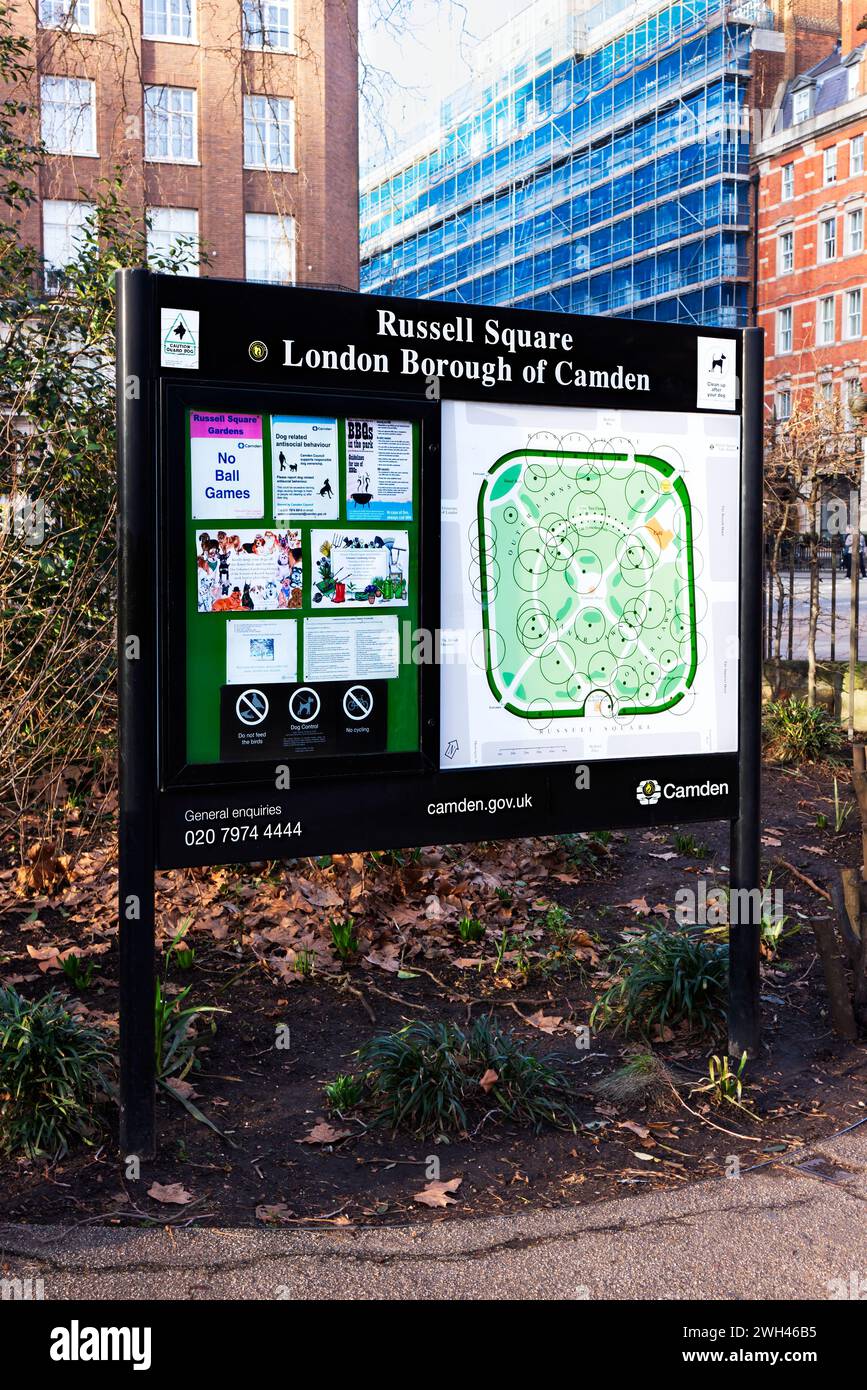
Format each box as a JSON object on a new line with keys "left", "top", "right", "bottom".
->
{"left": 117, "top": 268, "right": 157, "bottom": 1158}
{"left": 729, "top": 326, "right": 764, "bottom": 1058}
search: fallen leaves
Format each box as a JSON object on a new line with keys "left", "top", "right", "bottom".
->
{"left": 479, "top": 1068, "right": 499, "bottom": 1093}
{"left": 525, "top": 1009, "right": 563, "bottom": 1034}
{"left": 300, "top": 1121, "right": 352, "bottom": 1145}
{"left": 619, "top": 896, "right": 651, "bottom": 916}
{"left": 147, "top": 1182, "right": 194, "bottom": 1205}
{"left": 413, "top": 1177, "right": 462, "bottom": 1208}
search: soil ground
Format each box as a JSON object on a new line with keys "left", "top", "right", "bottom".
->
{"left": 1, "top": 761, "right": 865, "bottom": 1229}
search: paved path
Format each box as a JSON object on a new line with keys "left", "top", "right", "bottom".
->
{"left": 1, "top": 1126, "right": 865, "bottom": 1300}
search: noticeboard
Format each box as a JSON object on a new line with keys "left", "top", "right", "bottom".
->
{"left": 117, "top": 272, "right": 762, "bottom": 871}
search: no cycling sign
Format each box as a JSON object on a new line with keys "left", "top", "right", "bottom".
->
{"left": 116, "top": 270, "right": 764, "bottom": 1152}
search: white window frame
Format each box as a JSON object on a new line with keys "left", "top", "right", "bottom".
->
{"left": 823, "top": 146, "right": 837, "bottom": 185}
{"left": 846, "top": 206, "right": 864, "bottom": 256}
{"left": 243, "top": 95, "right": 295, "bottom": 171}
{"left": 242, "top": 0, "right": 295, "bottom": 53}
{"left": 852, "top": 134, "right": 865, "bottom": 177}
{"left": 848, "top": 61, "right": 861, "bottom": 102}
{"left": 777, "top": 306, "right": 793, "bottom": 354}
{"left": 777, "top": 229, "right": 794, "bottom": 275}
{"left": 781, "top": 162, "right": 794, "bottom": 200}
{"left": 792, "top": 87, "right": 812, "bottom": 124}
{"left": 142, "top": 0, "right": 195, "bottom": 42}
{"left": 818, "top": 295, "right": 835, "bottom": 345}
{"left": 38, "top": 0, "right": 95, "bottom": 31}
{"left": 40, "top": 75, "right": 97, "bottom": 156}
{"left": 146, "top": 206, "right": 200, "bottom": 274}
{"left": 845, "top": 287, "right": 862, "bottom": 341}
{"left": 42, "top": 198, "right": 95, "bottom": 289}
{"left": 244, "top": 212, "right": 296, "bottom": 284}
{"left": 776, "top": 388, "right": 792, "bottom": 421}
{"left": 819, "top": 216, "right": 837, "bottom": 263}
{"left": 143, "top": 85, "right": 197, "bottom": 164}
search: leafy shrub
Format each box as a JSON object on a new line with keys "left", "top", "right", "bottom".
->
{"left": 591, "top": 924, "right": 728, "bottom": 1038}
{"left": 358, "top": 1017, "right": 577, "bottom": 1135}
{"left": 0, "top": 986, "right": 114, "bottom": 1158}
{"left": 763, "top": 698, "right": 843, "bottom": 763}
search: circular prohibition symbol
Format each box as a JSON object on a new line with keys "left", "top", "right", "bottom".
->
{"left": 343, "top": 684, "right": 374, "bottom": 721}
{"left": 289, "top": 687, "right": 321, "bottom": 724}
{"left": 235, "top": 689, "right": 269, "bottom": 725}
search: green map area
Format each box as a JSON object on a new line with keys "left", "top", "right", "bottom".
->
{"left": 477, "top": 450, "right": 697, "bottom": 720}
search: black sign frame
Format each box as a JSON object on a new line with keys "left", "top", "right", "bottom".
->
{"left": 116, "top": 269, "right": 764, "bottom": 1156}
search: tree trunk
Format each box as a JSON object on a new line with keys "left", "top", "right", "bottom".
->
{"left": 811, "top": 918, "right": 858, "bottom": 1039}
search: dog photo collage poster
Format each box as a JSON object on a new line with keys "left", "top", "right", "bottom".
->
{"left": 188, "top": 410, "right": 415, "bottom": 704}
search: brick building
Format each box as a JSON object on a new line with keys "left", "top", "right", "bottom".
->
{"left": 7, "top": 0, "right": 358, "bottom": 288}
{"left": 754, "top": 0, "right": 867, "bottom": 423}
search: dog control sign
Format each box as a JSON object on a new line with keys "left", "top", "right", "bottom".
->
{"left": 117, "top": 271, "right": 762, "bottom": 872}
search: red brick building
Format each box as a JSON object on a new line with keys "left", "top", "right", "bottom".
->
{"left": 755, "top": 1, "right": 867, "bottom": 423}
{"left": 7, "top": 0, "right": 358, "bottom": 288}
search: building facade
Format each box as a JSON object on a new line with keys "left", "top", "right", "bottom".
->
{"left": 8, "top": 0, "right": 358, "bottom": 287}
{"left": 360, "top": 0, "right": 850, "bottom": 329}
{"left": 755, "top": 3, "right": 867, "bottom": 423}
{"left": 361, "top": 0, "right": 799, "bottom": 328}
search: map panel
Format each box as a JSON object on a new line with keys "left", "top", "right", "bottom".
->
{"left": 440, "top": 401, "right": 741, "bottom": 771}
{"left": 478, "top": 450, "right": 697, "bottom": 720}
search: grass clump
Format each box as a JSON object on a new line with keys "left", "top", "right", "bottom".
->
{"left": 591, "top": 924, "right": 727, "bottom": 1038}
{"left": 324, "top": 1073, "right": 364, "bottom": 1112}
{"left": 358, "top": 1017, "right": 577, "bottom": 1136}
{"left": 0, "top": 986, "right": 114, "bottom": 1158}
{"left": 457, "top": 915, "right": 485, "bottom": 943}
{"left": 329, "top": 915, "right": 358, "bottom": 962}
{"left": 763, "top": 697, "right": 843, "bottom": 764}
{"left": 595, "top": 1051, "right": 672, "bottom": 1110}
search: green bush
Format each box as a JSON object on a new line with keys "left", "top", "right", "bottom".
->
{"left": 358, "top": 1017, "right": 577, "bottom": 1135}
{"left": 0, "top": 986, "right": 114, "bottom": 1158}
{"left": 591, "top": 925, "right": 728, "bottom": 1038}
{"left": 763, "top": 698, "right": 843, "bottom": 763}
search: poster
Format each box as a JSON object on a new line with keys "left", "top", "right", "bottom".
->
{"left": 310, "top": 529, "right": 409, "bottom": 608}
{"left": 190, "top": 413, "right": 264, "bottom": 518}
{"left": 439, "top": 400, "right": 740, "bottom": 770}
{"left": 345, "top": 419, "right": 413, "bottom": 520}
{"left": 303, "top": 615, "right": 399, "bottom": 681}
{"left": 226, "top": 619, "right": 298, "bottom": 683}
{"left": 195, "top": 528, "right": 302, "bottom": 611}
{"left": 270, "top": 416, "right": 339, "bottom": 520}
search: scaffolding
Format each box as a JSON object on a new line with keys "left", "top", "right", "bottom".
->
{"left": 360, "top": 0, "right": 775, "bottom": 326}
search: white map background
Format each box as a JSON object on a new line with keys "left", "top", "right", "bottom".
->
{"left": 439, "top": 400, "right": 741, "bottom": 771}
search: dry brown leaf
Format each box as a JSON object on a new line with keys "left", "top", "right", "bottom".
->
{"left": 256, "top": 1203, "right": 291, "bottom": 1224}
{"left": 619, "top": 1120, "right": 653, "bottom": 1142}
{"left": 163, "top": 1077, "right": 197, "bottom": 1101}
{"left": 479, "top": 1068, "right": 498, "bottom": 1094}
{"left": 301, "top": 1121, "right": 352, "bottom": 1145}
{"left": 147, "top": 1182, "right": 194, "bottom": 1205}
{"left": 413, "top": 1177, "right": 462, "bottom": 1208}
{"left": 619, "top": 896, "right": 651, "bottom": 916}
{"left": 525, "top": 1009, "right": 562, "bottom": 1034}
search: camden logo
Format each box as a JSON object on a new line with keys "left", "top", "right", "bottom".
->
{"left": 636, "top": 778, "right": 662, "bottom": 806}
{"left": 160, "top": 307, "right": 199, "bottom": 369}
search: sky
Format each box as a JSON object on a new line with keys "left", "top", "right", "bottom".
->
{"left": 359, "top": 0, "right": 533, "bottom": 168}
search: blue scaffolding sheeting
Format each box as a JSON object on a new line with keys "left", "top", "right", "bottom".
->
{"left": 360, "top": 0, "right": 759, "bottom": 327}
